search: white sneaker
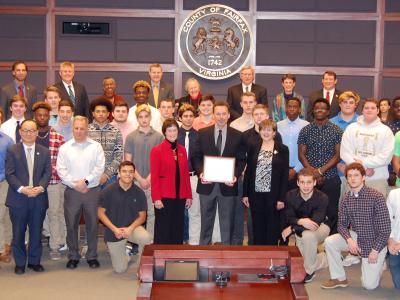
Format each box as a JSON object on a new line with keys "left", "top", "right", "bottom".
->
{"left": 342, "top": 254, "right": 360, "bottom": 267}
{"left": 58, "top": 244, "right": 68, "bottom": 251}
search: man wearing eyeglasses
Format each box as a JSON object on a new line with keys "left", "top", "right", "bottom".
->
{"left": 5, "top": 119, "right": 51, "bottom": 274}
{"left": 298, "top": 98, "right": 343, "bottom": 234}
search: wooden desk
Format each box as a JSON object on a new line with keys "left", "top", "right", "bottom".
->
{"left": 137, "top": 245, "right": 308, "bottom": 300}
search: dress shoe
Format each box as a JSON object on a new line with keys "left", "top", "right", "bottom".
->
{"left": 66, "top": 259, "right": 79, "bottom": 269}
{"left": 27, "top": 264, "right": 45, "bottom": 272}
{"left": 87, "top": 259, "right": 100, "bottom": 269}
{"left": 14, "top": 266, "right": 25, "bottom": 275}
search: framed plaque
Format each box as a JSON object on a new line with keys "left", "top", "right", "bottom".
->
{"left": 203, "top": 156, "right": 235, "bottom": 183}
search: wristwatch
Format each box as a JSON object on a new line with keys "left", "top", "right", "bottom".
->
{"left": 84, "top": 179, "right": 89, "bottom": 186}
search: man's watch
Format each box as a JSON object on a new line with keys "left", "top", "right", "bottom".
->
{"left": 84, "top": 179, "right": 89, "bottom": 186}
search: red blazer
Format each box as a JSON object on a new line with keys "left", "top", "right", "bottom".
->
{"left": 150, "top": 140, "right": 192, "bottom": 201}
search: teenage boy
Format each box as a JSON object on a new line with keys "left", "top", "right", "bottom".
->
{"left": 1, "top": 95, "right": 26, "bottom": 143}
{"left": 44, "top": 86, "right": 62, "bottom": 126}
{"left": 53, "top": 100, "right": 74, "bottom": 141}
{"left": 98, "top": 161, "right": 151, "bottom": 273}
{"left": 321, "top": 162, "right": 391, "bottom": 290}
{"left": 124, "top": 104, "right": 163, "bottom": 240}
{"left": 110, "top": 101, "right": 135, "bottom": 145}
{"left": 282, "top": 168, "right": 329, "bottom": 283}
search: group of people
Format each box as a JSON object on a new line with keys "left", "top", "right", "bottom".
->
{"left": 0, "top": 60, "right": 399, "bottom": 293}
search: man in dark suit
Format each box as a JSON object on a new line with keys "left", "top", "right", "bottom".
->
{"left": 307, "top": 71, "right": 342, "bottom": 121}
{"left": 148, "top": 64, "right": 174, "bottom": 108}
{"left": 226, "top": 65, "right": 268, "bottom": 120}
{"left": 5, "top": 119, "right": 51, "bottom": 274}
{"left": 0, "top": 61, "right": 38, "bottom": 119}
{"left": 53, "top": 61, "right": 90, "bottom": 120}
{"left": 192, "top": 101, "right": 246, "bottom": 245}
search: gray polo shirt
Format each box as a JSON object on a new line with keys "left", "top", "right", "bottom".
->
{"left": 124, "top": 127, "right": 164, "bottom": 177}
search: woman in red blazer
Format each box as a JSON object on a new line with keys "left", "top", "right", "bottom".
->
{"left": 150, "top": 118, "right": 192, "bottom": 244}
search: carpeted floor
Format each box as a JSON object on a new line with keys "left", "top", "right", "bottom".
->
{"left": 0, "top": 240, "right": 399, "bottom": 300}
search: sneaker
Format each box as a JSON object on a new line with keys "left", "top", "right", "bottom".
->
{"left": 126, "top": 242, "right": 139, "bottom": 256}
{"left": 321, "top": 279, "right": 349, "bottom": 289}
{"left": 342, "top": 254, "right": 360, "bottom": 267}
{"left": 58, "top": 244, "right": 68, "bottom": 252}
{"left": 80, "top": 245, "right": 88, "bottom": 259}
{"left": 49, "top": 250, "right": 62, "bottom": 261}
{"left": 304, "top": 272, "right": 316, "bottom": 283}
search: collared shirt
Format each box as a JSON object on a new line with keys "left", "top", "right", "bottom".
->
{"left": 53, "top": 120, "right": 73, "bottom": 141}
{"left": 323, "top": 88, "right": 335, "bottom": 104}
{"left": 387, "top": 188, "right": 400, "bottom": 242}
{"left": 298, "top": 121, "right": 342, "bottom": 178}
{"left": 110, "top": 120, "right": 136, "bottom": 146}
{"left": 127, "top": 104, "right": 162, "bottom": 133}
{"left": 285, "top": 189, "right": 329, "bottom": 235}
{"left": 62, "top": 81, "right": 75, "bottom": 96}
{"left": 230, "top": 115, "right": 254, "bottom": 132}
{"left": 192, "top": 116, "right": 215, "bottom": 131}
{"left": 99, "top": 181, "right": 147, "bottom": 243}
{"left": 0, "top": 132, "right": 13, "bottom": 181}
{"left": 19, "top": 143, "right": 36, "bottom": 191}
{"left": 339, "top": 185, "right": 391, "bottom": 257}
{"left": 330, "top": 112, "right": 359, "bottom": 132}
{"left": 13, "top": 80, "right": 26, "bottom": 96}
{"left": 214, "top": 125, "right": 227, "bottom": 154}
{"left": 242, "top": 83, "right": 252, "bottom": 93}
{"left": 56, "top": 138, "right": 105, "bottom": 188}
{"left": 88, "top": 121, "right": 123, "bottom": 178}
{"left": 36, "top": 128, "right": 64, "bottom": 185}
{"left": 124, "top": 127, "right": 163, "bottom": 178}
{"left": 277, "top": 117, "right": 309, "bottom": 172}
{"left": 177, "top": 126, "right": 199, "bottom": 172}
{"left": 49, "top": 115, "right": 58, "bottom": 127}
{"left": 1, "top": 116, "right": 25, "bottom": 143}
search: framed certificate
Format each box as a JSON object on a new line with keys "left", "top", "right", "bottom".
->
{"left": 203, "top": 156, "right": 235, "bottom": 183}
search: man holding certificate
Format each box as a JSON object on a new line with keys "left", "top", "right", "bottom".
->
{"left": 192, "top": 101, "right": 246, "bottom": 245}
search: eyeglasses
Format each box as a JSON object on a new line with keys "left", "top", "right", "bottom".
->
{"left": 20, "top": 129, "right": 37, "bottom": 134}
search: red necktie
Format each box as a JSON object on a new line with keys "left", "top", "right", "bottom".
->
{"left": 18, "top": 86, "right": 24, "bottom": 98}
{"left": 326, "top": 91, "right": 330, "bottom": 102}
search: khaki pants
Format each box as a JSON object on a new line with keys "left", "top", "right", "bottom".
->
{"left": 47, "top": 183, "right": 66, "bottom": 250}
{"left": 325, "top": 231, "right": 387, "bottom": 290}
{"left": 106, "top": 226, "right": 151, "bottom": 273}
{"left": 0, "top": 180, "right": 11, "bottom": 253}
{"left": 295, "top": 223, "right": 330, "bottom": 274}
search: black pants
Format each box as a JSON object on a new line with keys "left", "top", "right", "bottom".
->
{"left": 154, "top": 198, "right": 185, "bottom": 244}
{"left": 317, "top": 175, "right": 341, "bottom": 234}
{"left": 250, "top": 192, "right": 280, "bottom": 246}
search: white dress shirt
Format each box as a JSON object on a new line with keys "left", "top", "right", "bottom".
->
{"left": 56, "top": 138, "right": 105, "bottom": 188}
{"left": 1, "top": 116, "right": 25, "bottom": 142}
{"left": 62, "top": 81, "right": 75, "bottom": 95}
{"left": 17, "top": 143, "right": 36, "bottom": 192}
{"left": 242, "top": 83, "right": 252, "bottom": 93}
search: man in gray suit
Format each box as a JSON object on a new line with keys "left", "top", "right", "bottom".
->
{"left": 0, "top": 61, "right": 37, "bottom": 119}
{"left": 147, "top": 63, "right": 174, "bottom": 108}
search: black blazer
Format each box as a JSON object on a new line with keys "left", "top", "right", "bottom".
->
{"left": 227, "top": 83, "right": 268, "bottom": 120}
{"left": 243, "top": 139, "right": 289, "bottom": 203}
{"left": 54, "top": 80, "right": 90, "bottom": 119}
{"left": 5, "top": 143, "right": 51, "bottom": 209}
{"left": 192, "top": 125, "right": 246, "bottom": 196}
{"left": 307, "top": 89, "right": 342, "bottom": 121}
{"left": 148, "top": 80, "right": 174, "bottom": 108}
{"left": 0, "top": 82, "right": 38, "bottom": 119}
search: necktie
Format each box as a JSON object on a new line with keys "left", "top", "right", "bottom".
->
{"left": 184, "top": 131, "right": 190, "bottom": 158}
{"left": 216, "top": 129, "right": 222, "bottom": 156}
{"left": 26, "top": 147, "right": 33, "bottom": 187}
{"left": 245, "top": 86, "right": 249, "bottom": 93}
{"left": 326, "top": 91, "right": 331, "bottom": 103}
{"left": 68, "top": 85, "right": 75, "bottom": 104}
{"left": 15, "top": 121, "right": 21, "bottom": 143}
{"left": 153, "top": 85, "right": 159, "bottom": 108}
{"left": 18, "top": 86, "right": 24, "bottom": 98}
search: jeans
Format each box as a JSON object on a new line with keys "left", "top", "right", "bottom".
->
{"left": 389, "top": 254, "right": 400, "bottom": 289}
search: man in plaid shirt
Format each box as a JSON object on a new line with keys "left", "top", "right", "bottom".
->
{"left": 32, "top": 102, "right": 65, "bottom": 260}
{"left": 321, "top": 162, "right": 391, "bottom": 290}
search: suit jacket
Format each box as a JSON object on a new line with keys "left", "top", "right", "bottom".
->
{"left": 192, "top": 125, "right": 246, "bottom": 196}
{"left": 307, "top": 89, "right": 342, "bottom": 121}
{"left": 148, "top": 80, "right": 174, "bottom": 108}
{"left": 226, "top": 83, "right": 268, "bottom": 120}
{"left": 150, "top": 140, "right": 192, "bottom": 201}
{"left": 243, "top": 139, "right": 289, "bottom": 203}
{"left": 5, "top": 143, "right": 51, "bottom": 209}
{"left": 54, "top": 80, "right": 90, "bottom": 120}
{"left": 0, "top": 82, "right": 38, "bottom": 119}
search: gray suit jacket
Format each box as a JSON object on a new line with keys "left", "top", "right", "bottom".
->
{"left": 0, "top": 82, "right": 37, "bottom": 119}
{"left": 5, "top": 143, "right": 51, "bottom": 209}
{"left": 148, "top": 80, "right": 174, "bottom": 108}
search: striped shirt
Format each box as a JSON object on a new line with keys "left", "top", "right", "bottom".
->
{"left": 338, "top": 185, "right": 391, "bottom": 257}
